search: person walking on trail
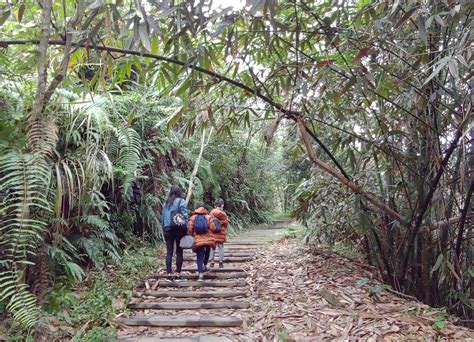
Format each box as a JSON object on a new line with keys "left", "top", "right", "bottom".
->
{"left": 209, "top": 198, "right": 229, "bottom": 269}
{"left": 187, "top": 203, "right": 216, "bottom": 281}
{"left": 161, "top": 185, "right": 188, "bottom": 280}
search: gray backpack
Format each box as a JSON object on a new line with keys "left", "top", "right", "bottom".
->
{"left": 211, "top": 215, "right": 222, "bottom": 233}
{"left": 179, "top": 235, "right": 195, "bottom": 249}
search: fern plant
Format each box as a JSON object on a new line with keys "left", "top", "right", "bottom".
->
{"left": 113, "top": 126, "right": 142, "bottom": 198}
{"left": 69, "top": 215, "right": 121, "bottom": 269}
{"left": 0, "top": 152, "right": 52, "bottom": 327}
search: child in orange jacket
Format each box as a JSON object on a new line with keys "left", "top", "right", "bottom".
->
{"left": 187, "top": 203, "right": 216, "bottom": 281}
{"left": 209, "top": 198, "right": 229, "bottom": 269}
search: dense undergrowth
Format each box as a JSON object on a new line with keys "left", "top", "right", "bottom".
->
{"left": 5, "top": 241, "right": 157, "bottom": 341}
{"left": 0, "top": 88, "right": 283, "bottom": 333}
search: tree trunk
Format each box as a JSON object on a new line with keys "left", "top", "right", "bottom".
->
{"left": 185, "top": 129, "right": 209, "bottom": 204}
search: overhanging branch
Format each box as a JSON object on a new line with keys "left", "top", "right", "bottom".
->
{"left": 1, "top": 38, "right": 404, "bottom": 223}
{"left": 1, "top": 38, "right": 350, "bottom": 176}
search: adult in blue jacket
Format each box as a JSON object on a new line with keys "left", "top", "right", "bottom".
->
{"left": 162, "top": 185, "right": 188, "bottom": 277}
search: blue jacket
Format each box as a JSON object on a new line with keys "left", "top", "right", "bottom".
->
{"left": 162, "top": 197, "right": 188, "bottom": 230}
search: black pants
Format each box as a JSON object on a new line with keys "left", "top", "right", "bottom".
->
{"left": 164, "top": 229, "right": 186, "bottom": 273}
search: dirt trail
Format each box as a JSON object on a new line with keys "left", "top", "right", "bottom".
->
{"left": 116, "top": 222, "right": 473, "bottom": 341}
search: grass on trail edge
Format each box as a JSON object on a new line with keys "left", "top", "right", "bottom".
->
{"left": 4, "top": 243, "right": 160, "bottom": 341}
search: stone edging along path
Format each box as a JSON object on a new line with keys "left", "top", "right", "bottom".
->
{"left": 116, "top": 220, "right": 290, "bottom": 341}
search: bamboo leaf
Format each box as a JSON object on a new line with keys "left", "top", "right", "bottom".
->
{"left": 139, "top": 22, "right": 151, "bottom": 51}
{"left": 423, "top": 57, "right": 450, "bottom": 85}
{"left": 0, "top": 9, "right": 10, "bottom": 26}
{"left": 352, "top": 48, "right": 370, "bottom": 63}
{"left": 88, "top": 0, "right": 104, "bottom": 10}
{"left": 448, "top": 59, "right": 458, "bottom": 79}
{"left": 16, "top": 4, "right": 25, "bottom": 23}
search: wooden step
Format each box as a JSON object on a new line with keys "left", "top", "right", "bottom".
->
{"left": 183, "top": 257, "right": 253, "bottom": 262}
{"left": 118, "top": 315, "right": 243, "bottom": 327}
{"left": 134, "top": 290, "right": 247, "bottom": 298}
{"left": 229, "top": 238, "right": 273, "bottom": 241}
{"left": 184, "top": 253, "right": 255, "bottom": 258}
{"left": 117, "top": 336, "right": 231, "bottom": 342}
{"left": 150, "top": 272, "right": 246, "bottom": 280}
{"left": 181, "top": 267, "right": 244, "bottom": 273}
{"left": 223, "top": 248, "right": 259, "bottom": 252}
{"left": 225, "top": 252, "right": 256, "bottom": 256}
{"left": 150, "top": 280, "right": 246, "bottom": 288}
{"left": 226, "top": 242, "right": 264, "bottom": 246}
{"left": 128, "top": 300, "right": 250, "bottom": 310}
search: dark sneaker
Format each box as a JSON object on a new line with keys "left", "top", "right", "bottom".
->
{"left": 203, "top": 265, "right": 211, "bottom": 272}
{"left": 219, "top": 262, "right": 224, "bottom": 268}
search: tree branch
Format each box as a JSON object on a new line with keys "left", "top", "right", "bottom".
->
{"left": 296, "top": 115, "right": 403, "bottom": 222}
{"left": 1, "top": 38, "right": 405, "bottom": 223}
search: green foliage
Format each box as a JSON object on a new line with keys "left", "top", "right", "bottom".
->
{"left": 276, "top": 329, "right": 289, "bottom": 342}
{"left": 356, "top": 278, "right": 389, "bottom": 295}
{"left": 39, "top": 243, "right": 157, "bottom": 340}
{"left": 432, "top": 315, "right": 447, "bottom": 330}
{"left": 0, "top": 152, "right": 52, "bottom": 327}
{"left": 199, "top": 133, "right": 283, "bottom": 229}
{"left": 280, "top": 222, "right": 305, "bottom": 239}
{"left": 0, "top": 0, "right": 471, "bottom": 328}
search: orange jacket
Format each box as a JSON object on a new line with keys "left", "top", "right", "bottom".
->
{"left": 187, "top": 207, "right": 216, "bottom": 250}
{"left": 210, "top": 208, "right": 229, "bottom": 243}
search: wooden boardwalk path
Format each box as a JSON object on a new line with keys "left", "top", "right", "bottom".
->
{"left": 116, "top": 221, "right": 290, "bottom": 341}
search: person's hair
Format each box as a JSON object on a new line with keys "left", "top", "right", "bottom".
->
{"left": 214, "top": 198, "right": 224, "bottom": 207}
{"left": 166, "top": 185, "right": 183, "bottom": 207}
{"left": 194, "top": 203, "right": 205, "bottom": 210}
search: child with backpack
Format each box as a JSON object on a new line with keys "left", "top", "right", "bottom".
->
{"left": 209, "top": 198, "right": 229, "bottom": 269}
{"left": 187, "top": 203, "right": 216, "bottom": 281}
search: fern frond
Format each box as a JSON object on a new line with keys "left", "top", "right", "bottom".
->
{"left": 0, "top": 151, "right": 51, "bottom": 327}
{"left": 103, "top": 241, "right": 121, "bottom": 264}
{"left": 114, "top": 126, "right": 142, "bottom": 195}
{"left": 80, "top": 215, "right": 109, "bottom": 230}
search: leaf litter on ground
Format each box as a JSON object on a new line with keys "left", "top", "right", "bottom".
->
{"left": 117, "top": 236, "right": 474, "bottom": 341}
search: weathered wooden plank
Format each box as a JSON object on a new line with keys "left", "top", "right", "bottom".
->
{"left": 117, "top": 335, "right": 232, "bottom": 342}
{"left": 128, "top": 301, "right": 250, "bottom": 310}
{"left": 222, "top": 252, "right": 257, "bottom": 255}
{"left": 184, "top": 253, "right": 255, "bottom": 258}
{"left": 133, "top": 290, "right": 247, "bottom": 298}
{"left": 152, "top": 280, "right": 247, "bottom": 287}
{"left": 181, "top": 267, "right": 244, "bottom": 273}
{"left": 118, "top": 315, "right": 243, "bottom": 327}
{"left": 183, "top": 257, "right": 253, "bottom": 262}
{"left": 150, "top": 272, "right": 247, "bottom": 280}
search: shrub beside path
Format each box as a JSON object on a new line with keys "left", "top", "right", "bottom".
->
{"left": 116, "top": 222, "right": 473, "bottom": 341}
